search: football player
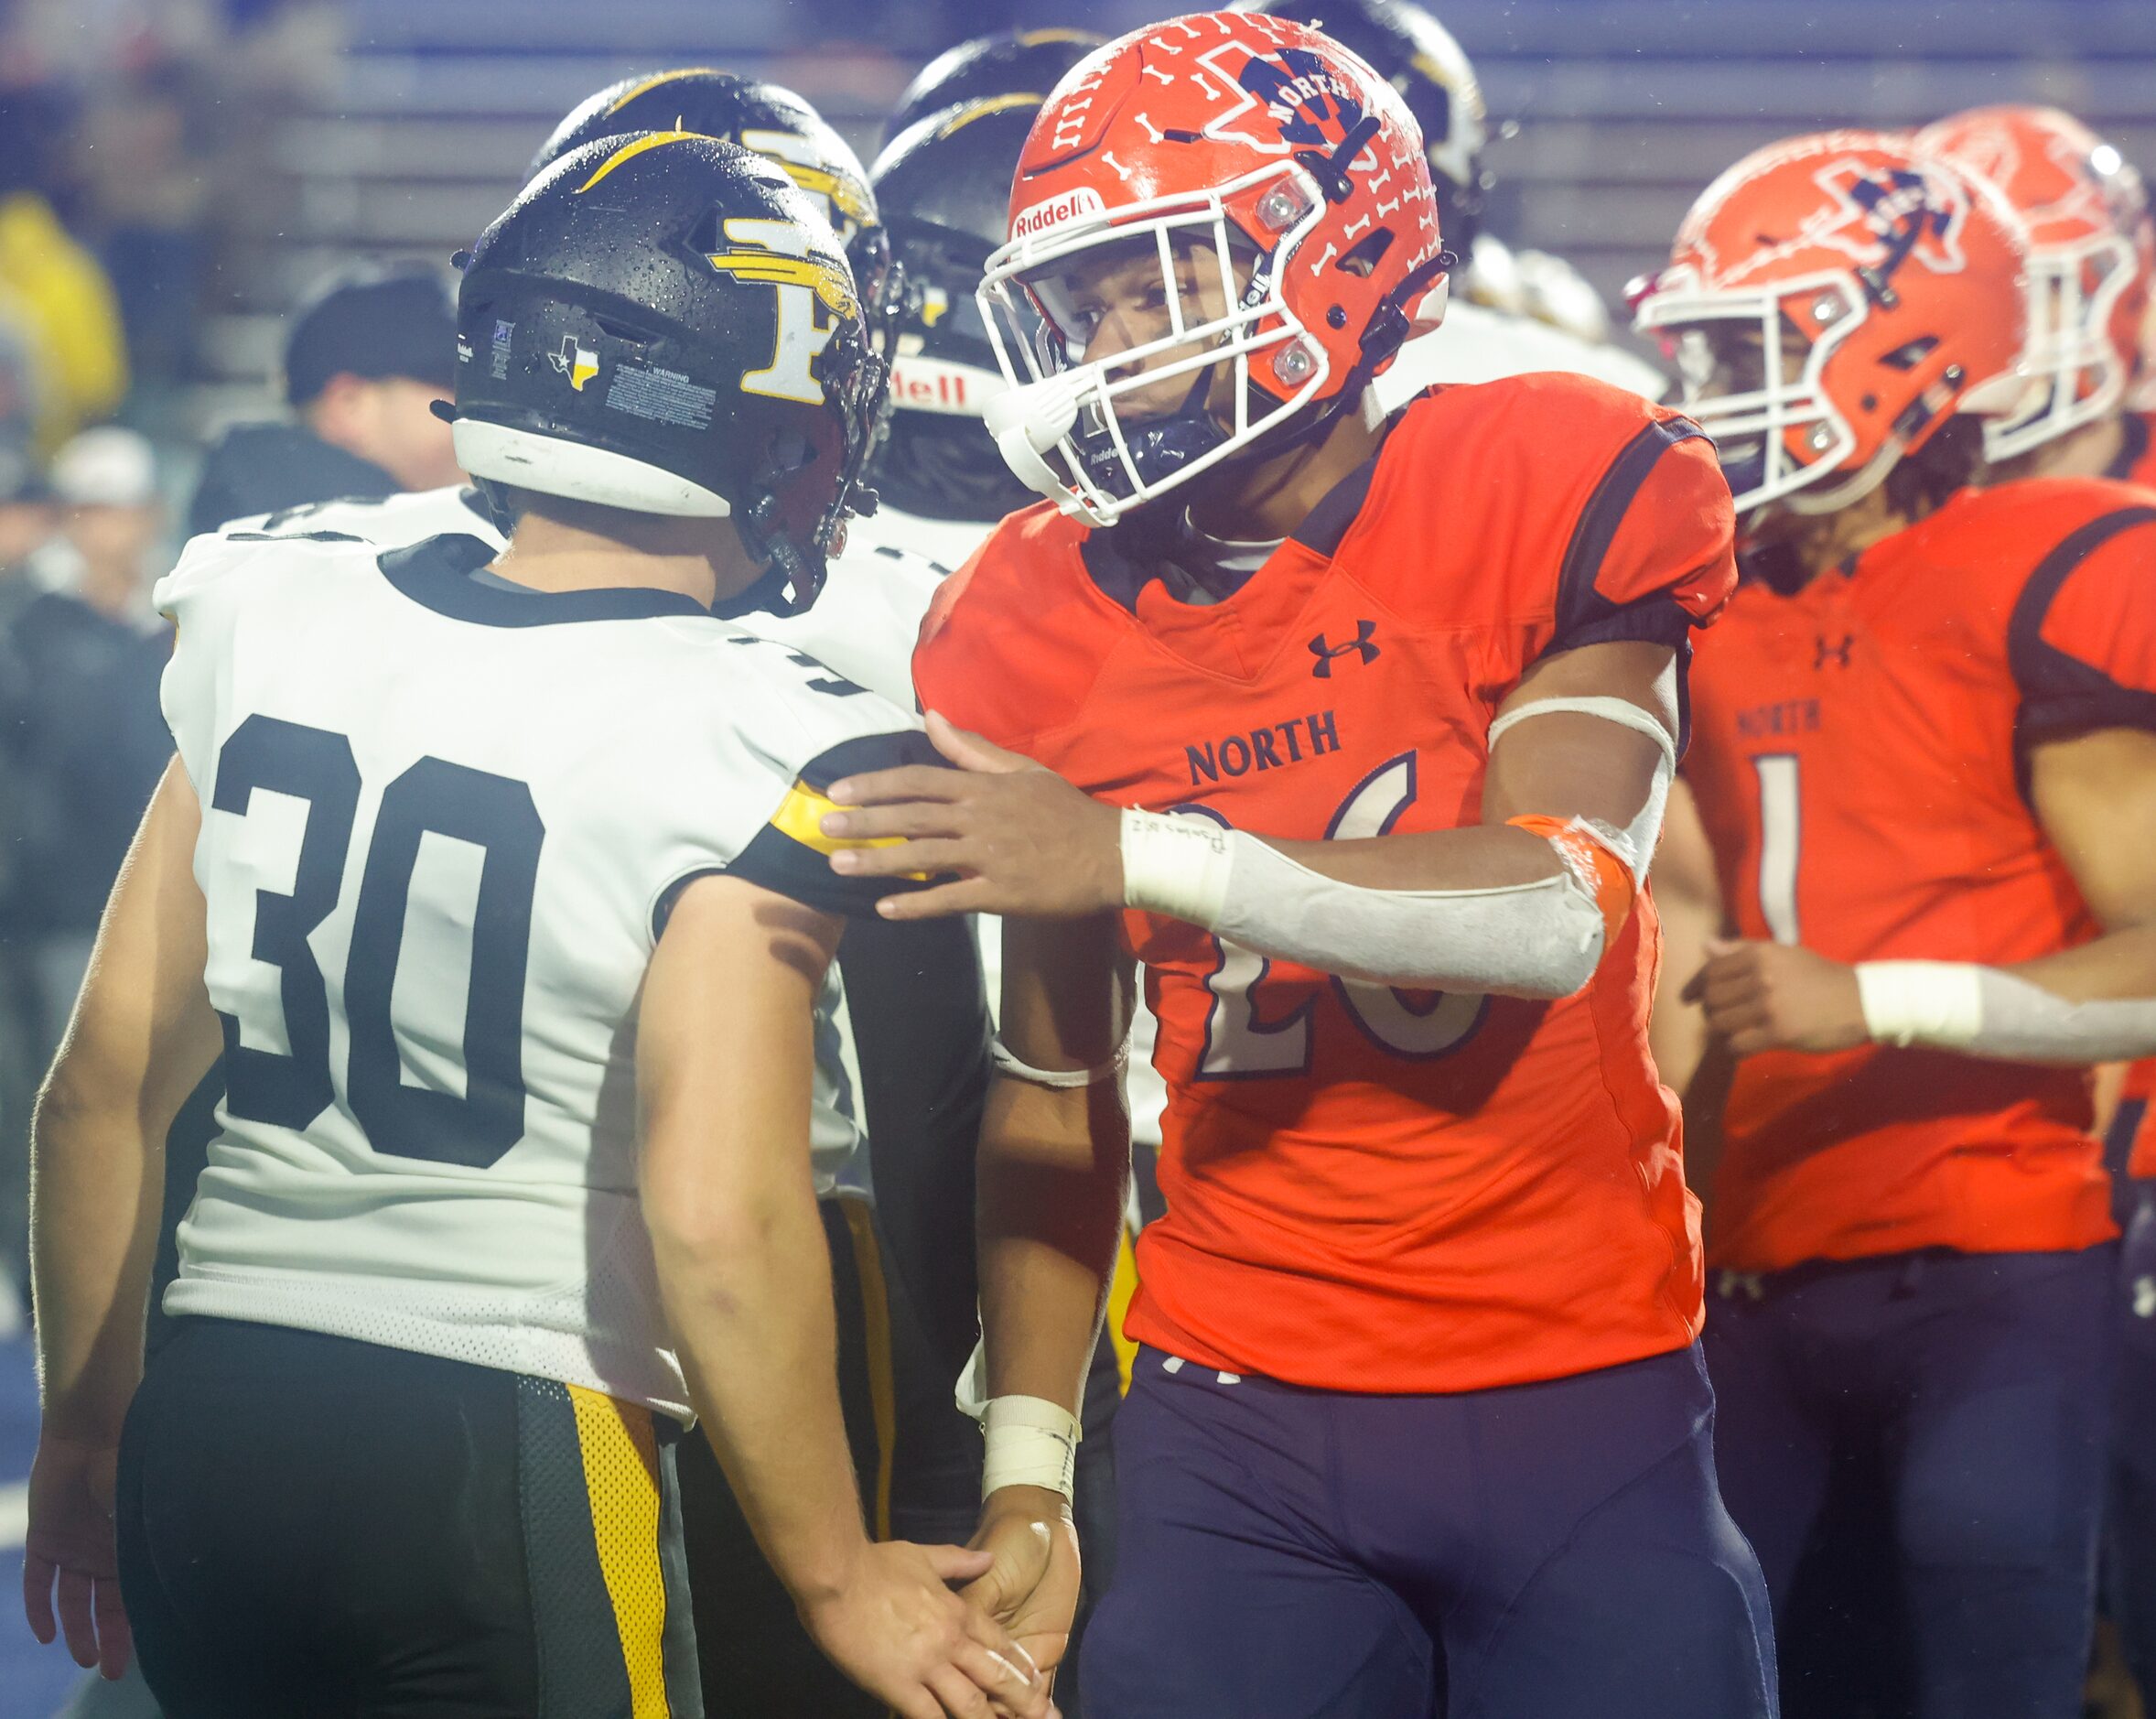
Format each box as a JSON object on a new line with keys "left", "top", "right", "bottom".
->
{"left": 1919, "top": 103, "right": 2156, "bottom": 1705}
{"left": 805, "top": 16, "right": 1776, "bottom": 1715}
{"left": 871, "top": 82, "right": 1158, "bottom": 1719}
{"left": 1633, "top": 132, "right": 2156, "bottom": 1717}
{"left": 140, "top": 74, "right": 997, "bottom": 1719}
{"left": 22, "top": 135, "right": 1045, "bottom": 1719}
{"left": 1240, "top": 0, "right": 1666, "bottom": 403}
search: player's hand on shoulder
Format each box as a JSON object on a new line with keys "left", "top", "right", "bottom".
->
{"left": 22, "top": 1432, "right": 132, "bottom": 1680}
{"left": 820, "top": 712, "right": 1123, "bottom": 923}
{"left": 1682, "top": 938, "right": 1868, "bottom": 1056}
{"left": 964, "top": 1487, "right": 1083, "bottom": 1696}
{"left": 798, "top": 1536, "right": 1054, "bottom": 1719}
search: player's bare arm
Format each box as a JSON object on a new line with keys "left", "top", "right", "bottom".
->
{"left": 961, "top": 912, "right": 1134, "bottom": 1689}
{"left": 1650, "top": 777, "right": 1724, "bottom": 1090}
{"left": 26, "top": 761, "right": 224, "bottom": 1681}
{"left": 824, "top": 640, "right": 1675, "bottom": 1000}
{"left": 1689, "top": 725, "right": 2156, "bottom": 1060}
{"left": 637, "top": 873, "right": 1047, "bottom": 1719}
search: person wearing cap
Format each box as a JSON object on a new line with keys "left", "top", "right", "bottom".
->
{"left": 184, "top": 266, "right": 463, "bottom": 538}
{"left": 44, "top": 426, "right": 167, "bottom": 625}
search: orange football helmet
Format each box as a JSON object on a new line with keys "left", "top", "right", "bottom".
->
{"left": 975, "top": 10, "right": 1449, "bottom": 525}
{"left": 1633, "top": 130, "right": 2031, "bottom": 517}
{"left": 1917, "top": 104, "right": 2153, "bottom": 461}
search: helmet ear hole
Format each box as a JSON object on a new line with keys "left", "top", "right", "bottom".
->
{"left": 1335, "top": 229, "right": 1395, "bottom": 278}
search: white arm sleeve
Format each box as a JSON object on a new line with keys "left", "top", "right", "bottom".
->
{"left": 1118, "top": 690, "right": 1676, "bottom": 999}
{"left": 1858, "top": 961, "right": 2156, "bottom": 1065}
{"left": 1121, "top": 811, "right": 1609, "bottom": 998}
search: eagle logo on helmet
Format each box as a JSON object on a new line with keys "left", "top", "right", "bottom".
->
{"left": 1810, "top": 160, "right": 1968, "bottom": 297}
{"left": 706, "top": 243, "right": 860, "bottom": 319}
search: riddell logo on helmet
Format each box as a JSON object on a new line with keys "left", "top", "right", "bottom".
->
{"left": 1012, "top": 187, "right": 1107, "bottom": 241}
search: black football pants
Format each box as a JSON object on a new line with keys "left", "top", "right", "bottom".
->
{"left": 117, "top": 1316, "right": 702, "bottom": 1718}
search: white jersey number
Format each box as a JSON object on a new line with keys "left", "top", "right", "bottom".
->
{"left": 214, "top": 714, "right": 544, "bottom": 1168}
{"left": 1751, "top": 752, "right": 1803, "bottom": 946}
{"left": 1193, "top": 751, "right": 1487, "bottom": 1078}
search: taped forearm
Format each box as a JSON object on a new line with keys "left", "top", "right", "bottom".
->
{"left": 1120, "top": 811, "right": 1613, "bottom": 998}
{"left": 1858, "top": 961, "right": 2156, "bottom": 1064}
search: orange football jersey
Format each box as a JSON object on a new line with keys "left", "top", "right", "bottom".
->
{"left": 1687, "top": 477, "right": 2156, "bottom": 1273}
{"left": 915, "top": 375, "right": 1737, "bottom": 1394}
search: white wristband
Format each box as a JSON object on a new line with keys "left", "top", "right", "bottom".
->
{"left": 979, "top": 1395, "right": 1081, "bottom": 1503}
{"left": 1120, "top": 807, "right": 1235, "bottom": 927}
{"left": 1856, "top": 961, "right": 1985, "bottom": 1049}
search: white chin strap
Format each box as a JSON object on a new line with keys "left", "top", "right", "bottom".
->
{"left": 982, "top": 380, "right": 1083, "bottom": 503}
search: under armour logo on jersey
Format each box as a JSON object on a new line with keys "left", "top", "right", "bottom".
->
{"left": 1814, "top": 632, "right": 1855, "bottom": 669}
{"left": 2136, "top": 1275, "right": 2156, "bottom": 1320}
{"left": 1309, "top": 621, "right": 1379, "bottom": 677}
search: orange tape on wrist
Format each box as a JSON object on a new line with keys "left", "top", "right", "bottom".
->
{"left": 1506, "top": 815, "right": 1636, "bottom": 947}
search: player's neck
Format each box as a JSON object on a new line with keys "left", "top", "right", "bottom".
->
{"left": 1985, "top": 415, "right": 2127, "bottom": 484}
{"left": 490, "top": 504, "right": 764, "bottom": 609}
{"left": 1750, "top": 482, "right": 1922, "bottom": 589}
{"left": 1183, "top": 397, "right": 1388, "bottom": 544}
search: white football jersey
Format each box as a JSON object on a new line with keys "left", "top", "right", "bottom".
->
{"left": 159, "top": 525, "right": 929, "bottom": 1419}
{"left": 211, "top": 489, "right": 890, "bottom": 1195}
{"left": 220, "top": 483, "right": 507, "bottom": 548}
{"left": 1373, "top": 298, "right": 1667, "bottom": 411}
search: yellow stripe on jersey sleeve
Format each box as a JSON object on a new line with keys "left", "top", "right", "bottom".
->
{"left": 769, "top": 779, "right": 910, "bottom": 860}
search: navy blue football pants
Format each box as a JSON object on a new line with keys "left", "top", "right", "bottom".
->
{"left": 1079, "top": 1343, "right": 1776, "bottom": 1718}
{"left": 2107, "top": 1187, "right": 2156, "bottom": 1698}
{"left": 1705, "top": 1245, "right": 2117, "bottom": 1719}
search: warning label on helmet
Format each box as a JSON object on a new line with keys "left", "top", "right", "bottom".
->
{"left": 605, "top": 363, "right": 717, "bottom": 430}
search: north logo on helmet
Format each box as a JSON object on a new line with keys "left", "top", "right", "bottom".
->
{"left": 1011, "top": 186, "right": 1106, "bottom": 242}
{"left": 1234, "top": 48, "right": 1364, "bottom": 148}
{"left": 1191, "top": 41, "right": 1364, "bottom": 156}
{"left": 1812, "top": 160, "right": 1969, "bottom": 285}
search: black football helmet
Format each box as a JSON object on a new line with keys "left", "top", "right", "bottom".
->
{"left": 533, "top": 70, "right": 901, "bottom": 362}
{"left": 1239, "top": 0, "right": 1493, "bottom": 254}
{"left": 448, "top": 132, "right": 886, "bottom": 611}
{"left": 867, "top": 98, "right": 1044, "bottom": 522}
{"left": 882, "top": 28, "right": 1105, "bottom": 146}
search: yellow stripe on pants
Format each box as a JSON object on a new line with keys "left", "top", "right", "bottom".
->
{"left": 568, "top": 1384, "right": 671, "bottom": 1718}
{"left": 1108, "top": 1225, "right": 1141, "bottom": 1396}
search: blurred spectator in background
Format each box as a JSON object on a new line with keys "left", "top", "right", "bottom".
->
{"left": 44, "top": 424, "right": 167, "bottom": 623}
{"left": 0, "top": 427, "right": 172, "bottom": 1308}
{"left": 0, "top": 80, "right": 129, "bottom": 456}
{"left": 185, "top": 265, "right": 461, "bottom": 535}
{"left": 0, "top": 443, "right": 57, "bottom": 1311}
{"left": 75, "top": 54, "right": 212, "bottom": 389}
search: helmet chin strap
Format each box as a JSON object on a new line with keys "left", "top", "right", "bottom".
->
{"left": 728, "top": 492, "right": 825, "bottom": 616}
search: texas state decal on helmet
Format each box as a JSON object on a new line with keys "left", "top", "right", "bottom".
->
{"left": 973, "top": 10, "right": 1450, "bottom": 525}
